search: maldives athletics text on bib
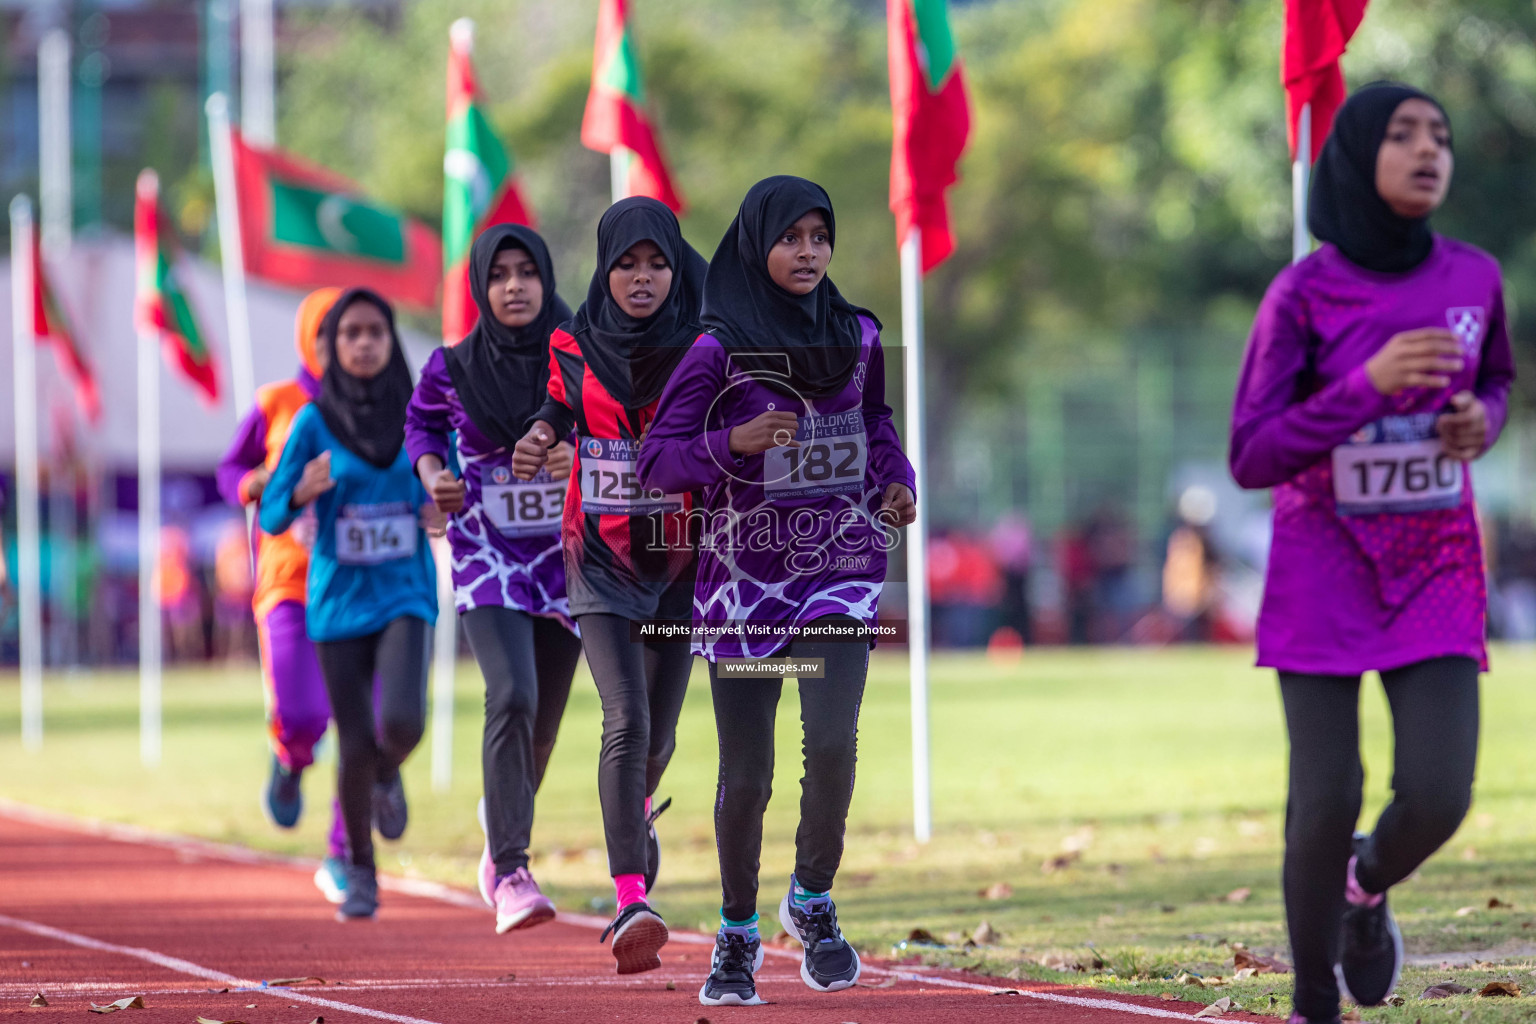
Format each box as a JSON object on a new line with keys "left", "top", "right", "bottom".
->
{"left": 764, "top": 409, "right": 869, "bottom": 501}
{"left": 1332, "top": 413, "right": 1464, "bottom": 516}
{"left": 483, "top": 462, "right": 564, "bottom": 537}
{"left": 578, "top": 437, "right": 684, "bottom": 515}
{"left": 335, "top": 501, "right": 419, "bottom": 565}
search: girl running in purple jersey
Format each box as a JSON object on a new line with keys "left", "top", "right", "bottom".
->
{"left": 1230, "top": 84, "right": 1514, "bottom": 1023}
{"left": 406, "top": 225, "right": 583, "bottom": 935}
{"left": 639, "top": 176, "right": 915, "bottom": 1006}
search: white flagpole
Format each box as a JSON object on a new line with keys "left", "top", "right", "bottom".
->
{"left": 429, "top": 536, "right": 455, "bottom": 792}
{"left": 137, "top": 324, "right": 163, "bottom": 767}
{"left": 901, "top": 228, "right": 932, "bottom": 844}
{"left": 10, "top": 197, "right": 44, "bottom": 749}
{"left": 37, "top": 29, "right": 72, "bottom": 259}
{"left": 239, "top": 0, "right": 276, "bottom": 147}
{"left": 205, "top": 93, "right": 257, "bottom": 416}
{"left": 610, "top": 149, "right": 629, "bottom": 204}
{"left": 1292, "top": 103, "right": 1312, "bottom": 265}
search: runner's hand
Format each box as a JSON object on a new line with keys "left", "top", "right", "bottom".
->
{"left": 245, "top": 466, "right": 270, "bottom": 502}
{"left": 425, "top": 467, "right": 467, "bottom": 515}
{"left": 1365, "top": 328, "right": 1463, "bottom": 395}
{"left": 420, "top": 503, "right": 448, "bottom": 538}
{"left": 291, "top": 451, "right": 335, "bottom": 507}
{"left": 878, "top": 482, "right": 917, "bottom": 528}
{"left": 1437, "top": 390, "right": 1489, "bottom": 460}
{"left": 546, "top": 440, "right": 575, "bottom": 482}
{"left": 513, "top": 421, "right": 555, "bottom": 480}
{"left": 728, "top": 410, "right": 801, "bottom": 456}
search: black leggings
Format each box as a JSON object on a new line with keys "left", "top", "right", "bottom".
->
{"left": 576, "top": 613, "right": 694, "bottom": 879}
{"left": 1280, "top": 656, "right": 1480, "bottom": 1021}
{"left": 710, "top": 616, "right": 869, "bottom": 922}
{"left": 315, "top": 616, "right": 432, "bottom": 870}
{"left": 461, "top": 607, "right": 583, "bottom": 875}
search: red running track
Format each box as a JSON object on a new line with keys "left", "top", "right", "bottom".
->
{"left": 0, "top": 805, "right": 1270, "bottom": 1023}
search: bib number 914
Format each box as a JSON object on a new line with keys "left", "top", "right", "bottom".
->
{"left": 335, "top": 513, "right": 417, "bottom": 565}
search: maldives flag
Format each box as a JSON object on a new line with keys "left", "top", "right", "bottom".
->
{"left": 1283, "top": 0, "right": 1369, "bottom": 162}
{"left": 135, "top": 169, "right": 221, "bottom": 405}
{"left": 443, "top": 18, "right": 537, "bottom": 343}
{"left": 28, "top": 234, "right": 102, "bottom": 423}
{"left": 580, "top": 0, "right": 685, "bottom": 213}
{"left": 888, "top": 0, "right": 971, "bottom": 274}
{"left": 230, "top": 129, "right": 442, "bottom": 310}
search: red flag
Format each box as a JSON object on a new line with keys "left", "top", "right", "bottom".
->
{"left": 230, "top": 129, "right": 443, "bottom": 310}
{"left": 443, "top": 19, "right": 537, "bottom": 343}
{"left": 28, "top": 234, "right": 101, "bottom": 423}
{"left": 135, "top": 169, "right": 221, "bottom": 405}
{"left": 888, "top": 0, "right": 971, "bottom": 273}
{"left": 1283, "top": 0, "right": 1369, "bottom": 162}
{"left": 580, "top": 0, "right": 685, "bottom": 213}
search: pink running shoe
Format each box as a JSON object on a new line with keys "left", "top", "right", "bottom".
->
{"left": 494, "top": 867, "right": 556, "bottom": 934}
{"left": 475, "top": 798, "right": 495, "bottom": 908}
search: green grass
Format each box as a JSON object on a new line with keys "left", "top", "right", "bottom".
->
{"left": 4, "top": 646, "right": 1536, "bottom": 1023}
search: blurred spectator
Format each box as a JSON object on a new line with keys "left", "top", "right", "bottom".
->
{"left": 1085, "top": 505, "right": 1137, "bottom": 642}
{"left": 1160, "top": 486, "right": 1221, "bottom": 642}
{"left": 155, "top": 525, "right": 204, "bottom": 661}
{"left": 989, "top": 513, "right": 1034, "bottom": 645}
{"left": 213, "top": 520, "right": 256, "bottom": 660}
{"left": 1057, "top": 526, "right": 1096, "bottom": 645}
{"left": 928, "top": 529, "right": 1003, "bottom": 648}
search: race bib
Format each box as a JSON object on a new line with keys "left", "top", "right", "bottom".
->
{"left": 577, "top": 437, "right": 683, "bottom": 515}
{"left": 764, "top": 410, "right": 869, "bottom": 500}
{"left": 1332, "top": 414, "right": 1463, "bottom": 516}
{"left": 483, "top": 463, "right": 564, "bottom": 537}
{"left": 335, "top": 504, "right": 418, "bottom": 565}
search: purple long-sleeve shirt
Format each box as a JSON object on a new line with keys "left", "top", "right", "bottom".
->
{"left": 404, "top": 347, "right": 573, "bottom": 627}
{"left": 639, "top": 317, "right": 915, "bottom": 660}
{"left": 1230, "top": 237, "right": 1515, "bottom": 674}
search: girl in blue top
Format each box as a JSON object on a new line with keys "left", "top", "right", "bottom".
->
{"left": 260, "top": 287, "right": 438, "bottom": 921}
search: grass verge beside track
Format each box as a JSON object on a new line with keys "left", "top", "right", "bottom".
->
{"left": 3, "top": 645, "right": 1534, "bottom": 1022}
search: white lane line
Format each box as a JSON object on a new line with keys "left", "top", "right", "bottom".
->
{"left": 0, "top": 801, "right": 1206, "bottom": 1020}
{"left": 0, "top": 913, "right": 447, "bottom": 1024}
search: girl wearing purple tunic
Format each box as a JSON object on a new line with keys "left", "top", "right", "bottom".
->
{"left": 405, "top": 225, "right": 583, "bottom": 935}
{"left": 639, "top": 177, "right": 915, "bottom": 1007}
{"left": 1230, "top": 85, "right": 1513, "bottom": 1023}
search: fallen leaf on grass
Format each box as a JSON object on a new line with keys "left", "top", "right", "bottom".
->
{"left": 28, "top": 994, "right": 47, "bottom": 1007}
{"left": 88, "top": 997, "right": 145, "bottom": 1014}
{"left": 1225, "top": 888, "right": 1252, "bottom": 904}
{"left": 1454, "top": 906, "right": 1479, "bottom": 917}
{"left": 1388, "top": 995, "right": 1406, "bottom": 1006}
{"left": 267, "top": 977, "right": 326, "bottom": 987}
{"left": 1039, "top": 955, "right": 1086, "bottom": 972}
{"left": 1422, "top": 983, "right": 1472, "bottom": 999}
{"left": 1233, "top": 968, "right": 1257, "bottom": 980}
{"left": 1489, "top": 897, "right": 1514, "bottom": 909}
{"left": 1341, "top": 1012, "right": 1361, "bottom": 1022}
{"left": 980, "top": 882, "right": 1014, "bottom": 901}
{"left": 972, "top": 921, "right": 999, "bottom": 945}
{"left": 1193, "top": 996, "right": 1233, "bottom": 1017}
{"left": 1479, "top": 982, "right": 1521, "bottom": 998}
{"left": 1176, "top": 972, "right": 1205, "bottom": 988}
{"left": 1041, "top": 851, "right": 1081, "bottom": 874}
{"left": 1233, "top": 948, "right": 1291, "bottom": 974}
{"left": 905, "top": 928, "right": 940, "bottom": 946}
{"left": 1159, "top": 993, "right": 1179, "bottom": 1001}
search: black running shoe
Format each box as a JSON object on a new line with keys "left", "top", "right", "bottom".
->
{"left": 262, "top": 754, "right": 303, "bottom": 829}
{"left": 1336, "top": 842, "right": 1402, "bottom": 1006}
{"left": 335, "top": 864, "right": 378, "bottom": 921}
{"left": 698, "top": 929, "right": 766, "bottom": 1006}
{"left": 599, "top": 901, "right": 668, "bottom": 975}
{"left": 778, "top": 886, "right": 861, "bottom": 992}
{"left": 643, "top": 796, "right": 670, "bottom": 894}
{"left": 372, "top": 772, "right": 408, "bottom": 841}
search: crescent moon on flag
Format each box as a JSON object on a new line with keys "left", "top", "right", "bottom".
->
{"left": 444, "top": 148, "right": 492, "bottom": 216}
{"left": 317, "top": 195, "right": 362, "bottom": 254}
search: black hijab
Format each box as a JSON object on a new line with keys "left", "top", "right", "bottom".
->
{"left": 568, "top": 197, "right": 707, "bottom": 409}
{"left": 1309, "top": 82, "right": 1450, "bottom": 274}
{"left": 316, "top": 288, "right": 414, "bottom": 470}
{"left": 700, "top": 176, "right": 874, "bottom": 400}
{"left": 443, "top": 224, "right": 571, "bottom": 450}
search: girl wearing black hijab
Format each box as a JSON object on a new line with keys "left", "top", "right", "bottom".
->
{"left": 260, "top": 288, "right": 440, "bottom": 922}
{"left": 512, "top": 196, "right": 704, "bottom": 975}
{"left": 405, "top": 225, "right": 583, "bottom": 935}
{"left": 639, "top": 176, "right": 916, "bottom": 1006}
{"left": 1230, "top": 84, "right": 1514, "bottom": 1022}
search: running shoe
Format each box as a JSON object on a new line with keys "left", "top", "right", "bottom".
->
{"left": 262, "top": 754, "right": 303, "bottom": 829}
{"left": 313, "top": 856, "right": 349, "bottom": 905}
{"left": 1336, "top": 837, "right": 1402, "bottom": 1006}
{"left": 372, "top": 772, "right": 408, "bottom": 841}
{"left": 778, "top": 881, "right": 861, "bottom": 992}
{"left": 643, "top": 796, "right": 671, "bottom": 895}
{"left": 698, "top": 928, "right": 766, "bottom": 1006}
{"left": 599, "top": 902, "right": 668, "bottom": 975}
{"left": 335, "top": 865, "right": 377, "bottom": 921}
{"left": 476, "top": 797, "right": 495, "bottom": 907}
{"left": 493, "top": 867, "right": 556, "bottom": 934}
